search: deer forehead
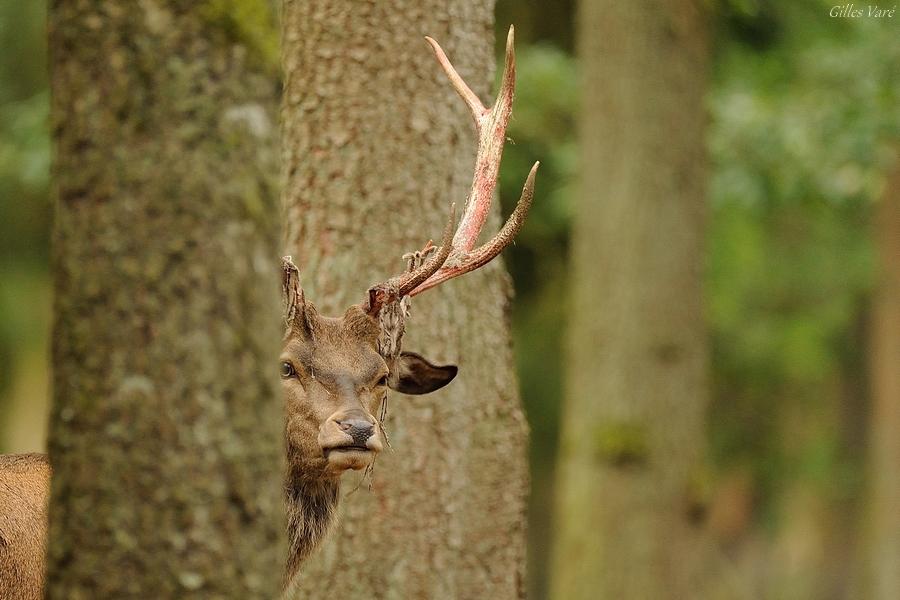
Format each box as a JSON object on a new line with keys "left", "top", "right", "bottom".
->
{"left": 283, "top": 313, "right": 387, "bottom": 384}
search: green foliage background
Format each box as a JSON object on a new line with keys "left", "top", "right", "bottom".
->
{"left": 494, "top": 0, "right": 899, "bottom": 596}
{"left": 0, "top": 0, "right": 51, "bottom": 452}
{"left": 1, "top": 0, "right": 898, "bottom": 597}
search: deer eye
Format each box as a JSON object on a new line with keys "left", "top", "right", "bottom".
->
{"left": 376, "top": 374, "right": 389, "bottom": 387}
{"left": 280, "top": 362, "right": 296, "bottom": 379}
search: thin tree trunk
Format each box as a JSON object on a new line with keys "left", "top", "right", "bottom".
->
{"left": 552, "top": 1, "right": 712, "bottom": 598}
{"left": 46, "top": 2, "right": 284, "bottom": 597}
{"left": 281, "top": 1, "right": 528, "bottom": 598}
{"left": 866, "top": 161, "right": 900, "bottom": 600}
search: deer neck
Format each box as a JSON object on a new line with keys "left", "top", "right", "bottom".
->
{"left": 283, "top": 472, "right": 340, "bottom": 580}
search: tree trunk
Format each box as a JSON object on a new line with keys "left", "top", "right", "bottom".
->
{"left": 46, "top": 2, "right": 284, "bottom": 597}
{"left": 551, "top": 1, "right": 712, "bottom": 598}
{"left": 866, "top": 161, "right": 900, "bottom": 600}
{"left": 280, "top": 2, "right": 528, "bottom": 598}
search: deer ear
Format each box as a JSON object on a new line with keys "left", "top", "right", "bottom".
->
{"left": 282, "top": 256, "right": 315, "bottom": 334}
{"left": 281, "top": 256, "right": 304, "bottom": 320}
{"left": 390, "top": 351, "right": 457, "bottom": 395}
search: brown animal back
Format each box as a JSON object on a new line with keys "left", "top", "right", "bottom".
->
{"left": 0, "top": 453, "right": 50, "bottom": 600}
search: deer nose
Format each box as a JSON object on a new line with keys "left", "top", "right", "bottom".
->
{"left": 337, "top": 418, "right": 375, "bottom": 445}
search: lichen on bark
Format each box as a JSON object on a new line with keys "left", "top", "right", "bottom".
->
{"left": 46, "top": 1, "right": 285, "bottom": 597}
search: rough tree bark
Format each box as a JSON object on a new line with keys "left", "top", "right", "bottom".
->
{"left": 281, "top": 1, "right": 528, "bottom": 598}
{"left": 551, "top": 1, "right": 713, "bottom": 598}
{"left": 46, "top": 2, "right": 284, "bottom": 597}
{"left": 866, "top": 162, "right": 900, "bottom": 600}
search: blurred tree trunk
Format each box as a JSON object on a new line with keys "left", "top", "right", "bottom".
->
{"left": 280, "top": 1, "right": 528, "bottom": 598}
{"left": 552, "top": 1, "right": 712, "bottom": 598}
{"left": 46, "top": 2, "right": 284, "bottom": 597}
{"left": 866, "top": 162, "right": 900, "bottom": 600}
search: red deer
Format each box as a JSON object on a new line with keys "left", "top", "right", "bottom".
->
{"left": 0, "top": 27, "right": 536, "bottom": 597}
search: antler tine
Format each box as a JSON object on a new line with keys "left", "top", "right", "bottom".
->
{"left": 366, "top": 204, "right": 456, "bottom": 315}
{"left": 426, "top": 26, "right": 517, "bottom": 253}
{"left": 410, "top": 161, "right": 538, "bottom": 296}
{"left": 394, "top": 203, "right": 456, "bottom": 296}
{"left": 424, "top": 36, "right": 486, "bottom": 122}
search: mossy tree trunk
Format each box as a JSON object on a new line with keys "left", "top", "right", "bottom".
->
{"left": 281, "top": 1, "right": 528, "bottom": 598}
{"left": 551, "top": 1, "right": 713, "bottom": 598}
{"left": 46, "top": 2, "right": 284, "bottom": 597}
{"left": 866, "top": 162, "right": 900, "bottom": 600}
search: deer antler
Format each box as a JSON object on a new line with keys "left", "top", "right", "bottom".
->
{"left": 366, "top": 25, "right": 538, "bottom": 314}
{"left": 410, "top": 26, "right": 539, "bottom": 296}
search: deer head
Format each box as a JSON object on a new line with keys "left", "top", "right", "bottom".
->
{"left": 280, "top": 26, "right": 538, "bottom": 575}
{"left": 280, "top": 255, "right": 461, "bottom": 479}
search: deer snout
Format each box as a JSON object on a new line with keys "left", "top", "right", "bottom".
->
{"left": 319, "top": 409, "right": 383, "bottom": 455}
{"left": 336, "top": 417, "right": 375, "bottom": 445}
{"left": 318, "top": 409, "right": 383, "bottom": 473}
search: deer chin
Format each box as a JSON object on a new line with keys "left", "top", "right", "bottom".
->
{"left": 323, "top": 446, "right": 376, "bottom": 473}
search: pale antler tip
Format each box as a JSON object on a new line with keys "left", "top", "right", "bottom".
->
{"left": 424, "top": 34, "right": 487, "bottom": 118}
{"left": 499, "top": 26, "right": 516, "bottom": 92}
{"left": 424, "top": 35, "right": 444, "bottom": 63}
{"left": 522, "top": 164, "right": 538, "bottom": 207}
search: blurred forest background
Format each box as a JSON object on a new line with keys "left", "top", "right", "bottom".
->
{"left": 2, "top": 0, "right": 899, "bottom": 598}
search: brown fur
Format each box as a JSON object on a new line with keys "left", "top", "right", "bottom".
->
{"left": 280, "top": 303, "right": 390, "bottom": 582}
{"left": 0, "top": 454, "right": 50, "bottom": 600}
{"left": 284, "top": 475, "right": 340, "bottom": 579}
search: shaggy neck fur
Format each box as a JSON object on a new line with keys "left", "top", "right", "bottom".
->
{"left": 284, "top": 472, "right": 340, "bottom": 580}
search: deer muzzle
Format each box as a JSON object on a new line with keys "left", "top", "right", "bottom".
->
{"left": 318, "top": 409, "right": 383, "bottom": 472}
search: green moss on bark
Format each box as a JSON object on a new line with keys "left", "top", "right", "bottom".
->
{"left": 200, "top": 0, "right": 280, "bottom": 74}
{"left": 593, "top": 421, "right": 650, "bottom": 467}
